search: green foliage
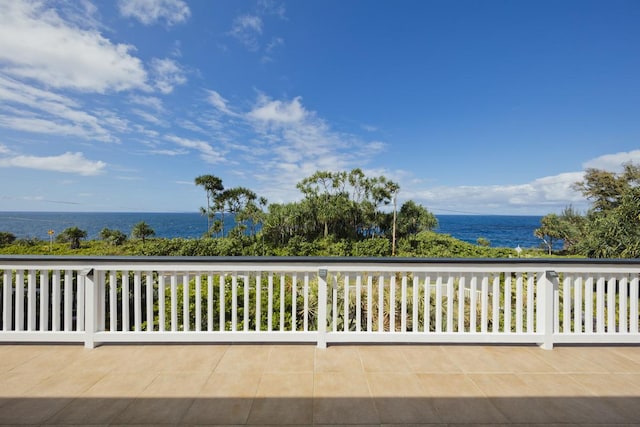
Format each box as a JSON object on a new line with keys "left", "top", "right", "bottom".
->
{"left": 0, "top": 231, "right": 16, "bottom": 246}
{"left": 396, "top": 200, "right": 438, "bottom": 238}
{"left": 536, "top": 162, "right": 640, "bottom": 258}
{"left": 56, "top": 226, "right": 87, "bottom": 249}
{"left": 476, "top": 237, "right": 490, "bottom": 247}
{"left": 397, "top": 231, "right": 516, "bottom": 258}
{"left": 100, "top": 228, "right": 127, "bottom": 246}
{"left": 131, "top": 221, "right": 155, "bottom": 243}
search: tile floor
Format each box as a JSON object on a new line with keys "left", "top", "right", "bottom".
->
{"left": 0, "top": 343, "right": 639, "bottom": 426}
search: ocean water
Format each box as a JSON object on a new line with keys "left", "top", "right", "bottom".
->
{"left": 0, "top": 211, "right": 545, "bottom": 249}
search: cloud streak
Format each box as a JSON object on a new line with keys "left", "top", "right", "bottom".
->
{"left": 118, "top": 0, "right": 191, "bottom": 26}
{"left": 0, "top": 152, "right": 106, "bottom": 176}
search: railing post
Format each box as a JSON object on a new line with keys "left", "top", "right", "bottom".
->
{"left": 83, "top": 269, "right": 97, "bottom": 349}
{"left": 538, "top": 270, "right": 558, "bottom": 350}
{"left": 317, "top": 268, "right": 328, "bottom": 349}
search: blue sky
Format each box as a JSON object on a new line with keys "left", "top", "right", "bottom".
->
{"left": 0, "top": 0, "right": 639, "bottom": 215}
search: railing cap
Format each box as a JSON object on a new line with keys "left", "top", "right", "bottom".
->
{"left": 0, "top": 255, "right": 638, "bottom": 266}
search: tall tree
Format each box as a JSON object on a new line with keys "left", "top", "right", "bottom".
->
{"left": 132, "top": 221, "right": 155, "bottom": 243}
{"left": 195, "top": 174, "right": 224, "bottom": 236}
{"left": 396, "top": 200, "right": 438, "bottom": 238}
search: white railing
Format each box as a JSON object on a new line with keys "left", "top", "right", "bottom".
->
{"left": 1, "top": 256, "right": 638, "bottom": 349}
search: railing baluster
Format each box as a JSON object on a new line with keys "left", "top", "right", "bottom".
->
{"left": 516, "top": 273, "right": 523, "bottom": 333}
{"left": 574, "top": 276, "right": 582, "bottom": 333}
{"left": 134, "top": 271, "right": 142, "bottom": 332}
{"left": 607, "top": 276, "right": 616, "bottom": 333}
{"left": 219, "top": 274, "right": 225, "bottom": 331}
{"left": 470, "top": 275, "right": 477, "bottom": 333}
{"left": 446, "top": 275, "right": 453, "bottom": 333}
{"left": 563, "top": 274, "right": 571, "bottom": 333}
{"left": 596, "top": 276, "right": 605, "bottom": 333}
{"left": 256, "top": 273, "right": 262, "bottom": 331}
{"left": 52, "top": 270, "right": 60, "bottom": 332}
{"left": 411, "top": 274, "right": 418, "bottom": 333}
{"left": 77, "top": 272, "right": 85, "bottom": 332}
{"left": 64, "top": 270, "right": 73, "bottom": 331}
{"left": 303, "top": 273, "right": 309, "bottom": 332}
{"left": 195, "top": 274, "right": 202, "bottom": 332}
{"left": 146, "top": 272, "right": 153, "bottom": 332}
{"left": 158, "top": 274, "right": 165, "bottom": 332}
{"left": 332, "top": 274, "right": 338, "bottom": 332}
{"left": 435, "top": 275, "right": 442, "bottom": 332}
{"left": 2, "top": 270, "right": 11, "bottom": 331}
{"left": 526, "top": 273, "right": 534, "bottom": 333}
{"left": 292, "top": 273, "right": 297, "bottom": 332}
{"left": 109, "top": 271, "right": 117, "bottom": 331}
{"left": 279, "top": 274, "right": 285, "bottom": 331}
{"left": 631, "top": 276, "right": 639, "bottom": 333}
{"left": 207, "top": 274, "right": 214, "bottom": 332}
{"left": 344, "top": 274, "right": 349, "bottom": 332}
{"left": 122, "top": 270, "right": 129, "bottom": 332}
{"left": 378, "top": 275, "right": 384, "bottom": 332}
{"left": 366, "top": 275, "right": 373, "bottom": 332}
{"left": 458, "top": 274, "right": 465, "bottom": 332}
{"left": 389, "top": 275, "right": 396, "bottom": 332}
{"left": 492, "top": 275, "right": 499, "bottom": 333}
{"left": 401, "top": 274, "right": 407, "bottom": 333}
{"left": 585, "top": 276, "right": 594, "bottom": 333}
{"left": 424, "top": 275, "right": 430, "bottom": 332}
{"left": 243, "top": 274, "right": 249, "bottom": 332}
{"left": 15, "top": 270, "right": 24, "bottom": 331}
{"left": 267, "top": 273, "right": 273, "bottom": 332}
{"left": 231, "top": 273, "right": 237, "bottom": 332}
{"left": 481, "top": 274, "right": 489, "bottom": 333}
{"left": 183, "top": 273, "right": 190, "bottom": 332}
{"left": 356, "top": 274, "right": 362, "bottom": 332}
{"left": 170, "top": 273, "right": 177, "bottom": 332}
{"left": 27, "top": 270, "right": 36, "bottom": 331}
{"left": 619, "top": 276, "right": 628, "bottom": 333}
{"left": 504, "top": 273, "right": 512, "bottom": 333}
{"left": 39, "top": 271, "right": 49, "bottom": 331}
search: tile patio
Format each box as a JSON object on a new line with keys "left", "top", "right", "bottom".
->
{"left": 0, "top": 343, "right": 639, "bottom": 426}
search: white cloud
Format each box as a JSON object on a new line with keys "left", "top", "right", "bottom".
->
{"left": 0, "top": 151, "right": 106, "bottom": 176}
{"left": 229, "top": 15, "right": 263, "bottom": 51}
{"left": 583, "top": 149, "right": 640, "bottom": 172}
{"left": 165, "top": 135, "right": 225, "bottom": 164}
{"left": 205, "top": 90, "right": 237, "bottom": 116}
{"left": 118, "top": 0, "right": 190, "bottom": 26}
{"left": 0, "top": 1, "right": 148, "bottom": 93}
{"left": 248, "top": 96, "right": 306, "bottom": 123}
{"left": 403, "top": 171, "right": 587, "bottom": 215}
{"left": 151, "top": 58, "right": 187, "bottom": 94}
{"left": 0, "top": 75, "right": 117, "bottom": 141}
{"left": 132, "top": 109, "right": 163, "bottom": 126}
{"left": 130, "top": 95, "right": 164, "bottom": 112}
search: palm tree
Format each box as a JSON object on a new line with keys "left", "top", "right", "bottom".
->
{"left": 57, "top": 226, "right": 87, "bottom": 249}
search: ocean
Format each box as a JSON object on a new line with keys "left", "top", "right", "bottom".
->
{"left": 0, "top": 211, "right": 545, "bottom": 249}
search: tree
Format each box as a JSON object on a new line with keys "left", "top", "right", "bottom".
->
{"left": 396, "top": 200, "right": 438, "bottom": 238}
{"left": 56, "top": 226, "right": 87, "bottom": 249}
{"left": 100, "top": 228, "right": 127, "bottom": 246}
{"left": 132, "top": 221, "right": 155, "bottom": 243}
{"left": 195, "top": 174, "right": 224, "bottom": 236}
{"left": 534, "top": 213, "right": 562, "bottom": 255}
{"left": 572, "top": 162, "right": 640, "bottom": 212}
{"left": 0, "top": 231, "right": 16, "bottom": 246}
